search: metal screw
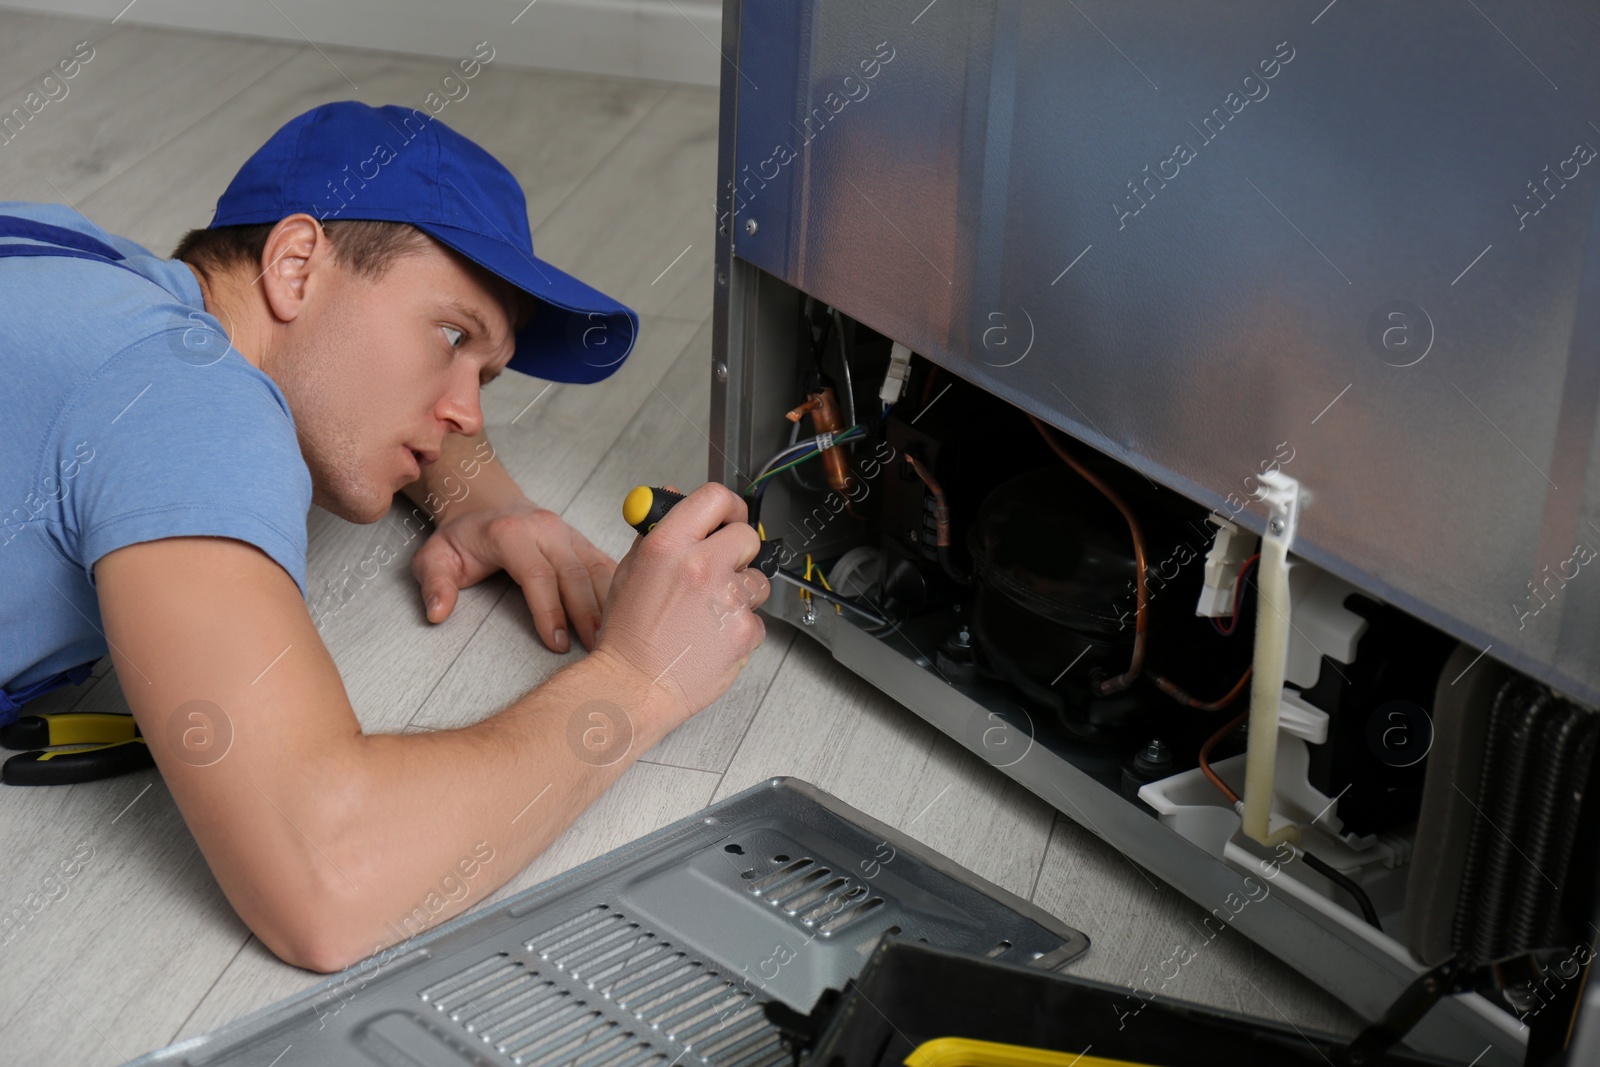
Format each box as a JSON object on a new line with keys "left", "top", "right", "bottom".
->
{"left": 1268, "top": 518, "right": 1284, "bottom": 535}
{"left": 952, "top": 625, "right": 971, "bottom": 649}
{"left": 717, "top": 271, "right": 728, "bottom": 286}
{"left": 1142, "top": 738, "right": 1169, "bottom": 764}
{"left": 744, "top": 218, "right": 759, "bottom": 235}
{"left": 714, "top": 362, "right": 728, "bottom": 382}
{"left": 908, "top": 527, "right": 919, "bottom": 543}
{"left": 800, "top": 601, "right": 816, "bottom": 627}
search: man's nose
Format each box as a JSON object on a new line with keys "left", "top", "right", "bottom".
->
{"left": 436, "top": 371, "right": 484, "bottom": 437}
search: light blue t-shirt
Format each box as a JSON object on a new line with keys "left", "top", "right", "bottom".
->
{"left": 0, "top": 202, "right": 313, "bottom": 691}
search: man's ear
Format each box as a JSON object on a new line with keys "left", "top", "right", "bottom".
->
{"left": 258, "top": 214, "right": 331, "bottom": 325}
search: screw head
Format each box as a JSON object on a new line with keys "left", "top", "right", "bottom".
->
{"left": 1268, "top": 518, "right": 1284, "bottom": 535}
{"left": 714, "top": 361, "right": 728, "bottom": 382}
{"left": 744, "top": 218, "right": 759, "bottom": 235}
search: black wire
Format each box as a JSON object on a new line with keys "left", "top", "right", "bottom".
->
{"left": 1301, "top": 849, "right": 1383, "bottom": 931}
{"left": 829, "top": 307, "right": 857, "bottom": 432}
{"left": 776, "top": 569, "right": 890, "bottom": 627}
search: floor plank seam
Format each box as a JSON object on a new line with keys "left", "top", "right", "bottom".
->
{"left": 396, "top": 577, "right": 518, "bottom": 732}
{"left": 65, "top": 42, "right": 308, "bottom": 215}
{"left": 162, "top": 934, "right": 256, "bottom": 1047}
{"left": 634, "top": 756, "right": 723, "bottom": 775}
{"left": 554, "top": 313, "right": 713, "bottom": 514}
{"left": 0, "top": 20, "right": 129, "bottom": 103}
{"left": 528, "top": 84, "right": 677, "bottom": 235}
{"left": 709, "top": 625, "right": 800, "bottom": 795}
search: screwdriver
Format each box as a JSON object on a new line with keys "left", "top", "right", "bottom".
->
{"left": 622, "top": 485, "right": 783, "bottom": 577}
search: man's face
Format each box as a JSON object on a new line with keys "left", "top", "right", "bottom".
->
{"left": 272, "top": 236, "right": 520, "bottom": 523}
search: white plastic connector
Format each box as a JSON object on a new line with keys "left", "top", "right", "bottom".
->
{"left": 1195, "top": 518, "right": 1260, "bottom": 618}
{"left": 879, "top": 341, "right": 914, "bottom": 407}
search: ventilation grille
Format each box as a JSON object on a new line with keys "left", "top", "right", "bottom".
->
{"left": 127, "top": 779, "right": 1088, "bottom": 1067}
{"left": 746, "top": 854, "right": 885, "bottom": 935}
{"left": 417, "top": 905, "right": 789, "bottom": 1067}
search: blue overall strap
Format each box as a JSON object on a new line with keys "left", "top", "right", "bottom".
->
{"left": 0, "top": 663, "right": 96, "bottom": 727}
{"left": 0, "top": 214, "right": 127, "bottom": 260}
{"left": 0, "top": 213, "right": 124, "bottom": 725}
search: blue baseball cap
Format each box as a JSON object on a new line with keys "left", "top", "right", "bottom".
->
{"left": 207, "top": 100, "right": 637, "bottom": 384}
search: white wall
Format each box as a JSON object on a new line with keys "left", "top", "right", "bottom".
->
{"left": 0, "top": 0, "right": 723, "bottom": 86}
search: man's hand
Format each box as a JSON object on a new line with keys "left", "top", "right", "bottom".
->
{"left": 399, "top": 429, "right": 611, "bottom": 653}
{"left": 592, "top": 482, "right": 769, "bottom": 727}
{"left": 411, "top": 500, "right": 614, "bottom": 653}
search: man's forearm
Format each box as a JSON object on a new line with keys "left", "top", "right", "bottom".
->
{"left": 301, "top": 649, "right": 674, "bottom": 971}
{"left": 399, "top": 429, "right": 528, "bottom": 525}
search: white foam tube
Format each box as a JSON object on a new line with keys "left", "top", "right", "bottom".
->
{"left": 1241, "top": 528, "right": 1302, "bottom": 847}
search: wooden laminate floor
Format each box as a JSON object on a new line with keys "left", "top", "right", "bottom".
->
{"left": 0, "top": 10, "right": 1359, "bottom": 1064}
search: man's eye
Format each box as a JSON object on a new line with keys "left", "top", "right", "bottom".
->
{"left": 442, "top": 325, "right": 466, "bottom": 349}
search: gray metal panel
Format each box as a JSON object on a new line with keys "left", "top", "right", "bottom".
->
{"left": 124, "top": 779, "right": 1087, "bottom": 1067}
{"left": 724, "top": 0, "right": 1600, "bottom": 705}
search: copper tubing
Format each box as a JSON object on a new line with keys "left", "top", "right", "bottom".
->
{"left": 1155, "top": 665, "right": 1254, "bottom": 712}
{"left": 1028, "top": 414, "right": 1147, "bottom": 695}
{"left": 1200, "top": 708, "right": 1250, "bottom": 805}
{"left": 787, "top": 387, "right": 855, "bottom": 498}
{"left": 905, "top": 453, "right": 973, "bottom": 586}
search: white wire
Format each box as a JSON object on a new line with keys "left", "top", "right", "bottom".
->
{"left": 750, "top": 426, "right": 865, "bottom": 487}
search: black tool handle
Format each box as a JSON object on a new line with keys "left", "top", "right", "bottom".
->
{"left": 622, "top": 485, "right": 688, "bottom": 537}
{"left": 2, "top": 738, "right": 154, "bottom": 786}
{"left": 622, "top": 485, "right": 783, "bottom": 578}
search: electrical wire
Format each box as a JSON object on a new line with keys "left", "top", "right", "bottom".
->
{"left": 1029, "top": 414, "right": 1148, "bottom": 695}
{"left": 774, "top": 568, "right": 888, "bottom": 626}
{"left": 1200, "top": 709, "right": 1249, "bottom": 804}
{"left": 803, "top": 554, "right": 841, "bottom": 615}
{"left": 746, "top": 425, "right": 865, "bottom": 494}
{"left": 829, "top": 307, "right": 857, "bottom": 432}
{"left": 1155, "top": 665, "right": 1254, "bottom": 711}
{"left": 1300, "top": 850, "right": 1384, "bottom": 931}
{"left": 1197, "top": 708, "right": 1384, "bottom": 931}
{"left": 785, "top": 417, "right": 828, "bottom": 491}
{"left": 1212, "top": 553, "right": 1261, "bottom": 637}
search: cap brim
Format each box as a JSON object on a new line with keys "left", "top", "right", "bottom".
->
{"left": 421, "top": 222, "right": 639, "bottom": 385}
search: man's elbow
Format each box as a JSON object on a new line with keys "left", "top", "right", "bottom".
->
{"left": 247, "top": 857, "right": 392, "bottom": 973}
{"left": 257, "top": 911, "right": 376, "bottom": 974}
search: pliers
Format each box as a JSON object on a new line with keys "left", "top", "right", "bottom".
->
{"left": 0, "top": 712, "right": 154, "bottom": 785}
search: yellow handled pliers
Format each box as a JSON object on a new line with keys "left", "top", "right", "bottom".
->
{"left": 0, "top": 712, "right": 154, "bottom": 786}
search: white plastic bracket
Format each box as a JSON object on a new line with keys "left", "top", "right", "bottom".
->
{"left": 1242, "top": 470, "right": 1304, "bottom": 847}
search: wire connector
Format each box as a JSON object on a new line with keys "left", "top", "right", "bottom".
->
{"left": 879, "top": 341, "right": 914, "bottom": 407}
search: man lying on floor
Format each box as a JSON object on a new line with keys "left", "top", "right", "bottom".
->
{"left": 0, "top": 100, "right": 769, "bottom": 971}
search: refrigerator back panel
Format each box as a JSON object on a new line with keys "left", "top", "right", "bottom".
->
{"left": 724, "top": 0, "right": 1600, "bottom": 705}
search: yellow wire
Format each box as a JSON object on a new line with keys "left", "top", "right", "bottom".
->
{"left": 808, "top": 554, "right": 840, "bottom": 613}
